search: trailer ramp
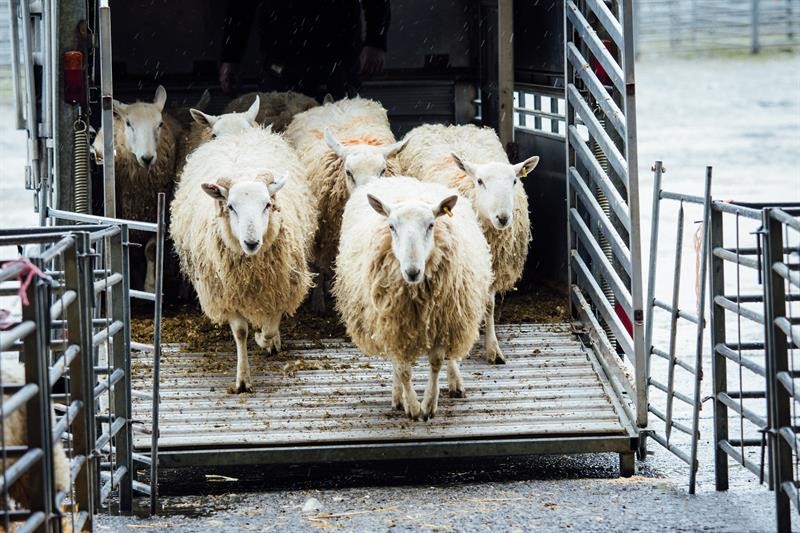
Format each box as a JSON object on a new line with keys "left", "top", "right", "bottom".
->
{"left": 131, "top": 323, "right": 637, "bottom": 470}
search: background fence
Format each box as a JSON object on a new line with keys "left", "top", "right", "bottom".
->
{"left": 635, "top": 0, "right": 800, "bottom": 55}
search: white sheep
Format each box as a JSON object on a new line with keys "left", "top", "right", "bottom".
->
{"left": 1, "top": 362, "right": 70, "bottom": 509}
{"left": 174, "top": 95, "right": 262, "bottom": 176}
{"left": 284, "top": 96, "right": 407, "bottom": 312}
{"left": 398, "top": 124, "right": 539, "bottom": 364}
{"left": 224, "top": 91, "right": 319, "bottom": 133}
{"left": 333, "top": 177, "right": 492, "bottom": 420}
{"left": 170, "top": 127, "right": 317, "bottom": 393}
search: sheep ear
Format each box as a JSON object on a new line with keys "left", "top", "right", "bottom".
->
{"left": 153, "top": 85, "right": 167, "bottom": 112}
{"left": 433, "top": 194, "right": 459, "bottom": 218}
{"left": 245, "top": 95, "right": 260, "bottom": 124}
{"left": 323, "top": 93, "right": 335, "bottom": 104}
{"left": 112, "top": 99, "right": 127, "bottom": 116}
{"left": 190, "top": 108, "right": 218, "bottom": 128}
{"left": 514, "top": 155, "right": 540, "bottom": 178}
{"left": 264, "top": 123, "right": 274, "bottom": 134}
{"left": 381, "top": 138, "right": 408, "bottom": 158}
{"left": 201, "top": 182, "right": 228, "bottom": 200}
{"left": 194, "top": 89, "right": 211, "bottom": 111}
{"left": 324, "top": 128, "right": 347, "bottom": 158}
{"left": 451, "top": 153, "right": 477, "bottom": 177}
{"left": 268, "top": 173, "right": 288, "bottom": 195}
{"left": 367, "top": 194, "right": 392, "bottom": 217}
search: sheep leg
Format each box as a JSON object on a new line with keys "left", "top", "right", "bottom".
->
{"left": 229, "top": 314, "right": 252, "bottom": 393}
{"left": 484, "top": 291, "right": 506, "bottom": 364}
{"left": 447, "top": 358, "right": 466, "bottom": 398}
{"left": 310, "top": 264, "right": 327, "bottom": 313}
{"left": 421, "top": 347, "right": 445, "bottom": 420}
{"left": 393, "top": 360, "right": 420, "bottom": 420}
{"left": 391, "top": 365, "right": 404, "bottom": 411}
{"left": 255, "top": 313, "right": 282, "bottom": 354}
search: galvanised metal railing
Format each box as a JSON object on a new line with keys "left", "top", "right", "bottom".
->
{"left": 762, "top": 206, "right": 800, "bottom": 531}
{"left": 644, "top": 162, "right": 712, "bottom": 493}
{"left": 565, "top": 0, "right": 646, "bottom": 435}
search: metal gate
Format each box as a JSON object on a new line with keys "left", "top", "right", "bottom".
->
{"left": 564, "top": 0, "right": 646, "bottom": 433}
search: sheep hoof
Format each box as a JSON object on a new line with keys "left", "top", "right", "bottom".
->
{"left": 448, "top": 387, "right": 466, "bottom": 398}
{"left": 228, "top": 382, "right": 253, "bottom": 394}
{"left": 420, "top": 400, "right": 437, "bottom": 421}
{"left": 486, "top": 346, "right": 506, "bottom": 365}
{"left": 404, "top": 399, "right": 421, "bottom": 420}
{"left": 255, "top": 330, "right": 281, "bottom": 354}
{"left": 392, "top": 399, "right": 404, "bottom": 411}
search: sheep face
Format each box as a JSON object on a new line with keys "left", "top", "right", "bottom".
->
{"left": 325, "top": 128, "right": 407, "bottom": 193}
{"left": 113, "top": 85, "right": 168, "bottom": 170}
{"left": 191, "top": 95, "right": 260, "bottom": 140}
{"left": 367, "top": 193, "right": 458, "bottom": 285}
{"left": 202, "top": 173, "right": 287, "bottom": 256}
{"left": 452, "top": 154, "right": 539, "bottom": 230}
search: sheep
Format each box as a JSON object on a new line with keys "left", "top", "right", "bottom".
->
{"left": 284, "top": 96, "right": 407, "bottom": 312}
{"left": 1, "top": 362, "right": 70, "bottom": 510}
{"left": 224, "top": 91, "right": 319, "bottom": 133}
{"left": 398, "top": 123, "right": 539, "bottom": 364}
{"left": 174, "top": 95, "right": 262, "bottom": 176}
{"left": 333, "top": 177, "right": 492, "bottom": 420}
{"left": 170, "top": 127, "right": 317, "bottom": 393}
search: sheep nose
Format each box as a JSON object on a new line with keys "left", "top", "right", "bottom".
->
{"left": 496, "top": 213, "right": 510, "bottom": 227}
{"left": 244, "top": 240, "right": 260, "bottom": 253}
{"left": 405, "top": 267, "right": 421, "bottom": 283}
{"left": 140, "top": 155, "right": 154, "bottom": 167}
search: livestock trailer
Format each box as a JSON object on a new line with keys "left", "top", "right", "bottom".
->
{"left": 5, "top": 0, "right": 649, "bottom": 520}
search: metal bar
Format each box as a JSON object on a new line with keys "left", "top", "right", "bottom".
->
{"left": 585, "top": 0, "right": 624, "bottom": 47}
{"left": 0, "top": 449, "right": 44, "bottom": 495}
{"left": 0, "top": 384, "right": 38, "bottom": 422}
{"left": 93, "top": 272, "right": 123, "bottom": 293}
{"left": 19, "top": 0, "right": 40, "bottom": 197}
{"left": 568, "top": 132, "right": 631, "bottom": 230}
{"left": 644, "top": 161, "right": 664, "bottom": 389}
{"left": 92, "top": 320, "right": 124, "bottom": 346}
{"left": 779, "top": 427, "right": 800, "bottom": 453}
{"left": 709, "top": 206, "right": 730, "bottom": 491}
{"left": 568, "top": 209, "right": 633, "bottom": 313}
{"left": 48, "top": 344, "right": 79, "bottom": 385}
{"left": 98, "top": 0, "right": 116, "bottom": 218}
{"left": 773, "top": 262, "right": 800, "bottom": 290}
{"left": 131, "top": 341, "right": 155, "bottom": 353}
{"left": 651, "top": 347, "right": 697, "bottom": 375}
{"left": 713, "top": 248, "right": 760, "bottom": 270}
{"left": 652, "top": 299, "right": 700, "bottom": 324}
{"left": 565, "top": 0, "right": 625, "bottom": 93}
{"left": 99, "top": 466, "right": 128, "bottom": 504}
{"left": 718, "top": 440, "right": 765, "bottom": 479}
{"left": 111, "top": 226, "right": 134, "bottom": 511}
{"left": 51, "top": 400, "right": 82, "bottom": 444}
{"left": 513, "top": 107, "right": 564, "bottom": 122}
{"left": 712, "top": 201, "right": 763, "bottom": 220}
{"left": 659, "top": 190, "right": 706, "bottom": 205}
{"left": 569, "top": 170, "right": 632, "bottom": 274}
{"left": 567, "top": 85, "right": 628, "bottom": 183}
{"left": 571, "top": 252, "right": 634, "bottom": 356}
{"left": 664, "top": 203, "right": 686, "bottom": 443}
{"left": 770, "top": 207, "right": 800, "bottom": 231}
{"left": 649, "top": 378, "right": 695, "bottom": 406}
{"left": 95, "top": 417, "right": 127, "bottom": 451}
{"left": 7, "top": 0, "right": 24, "bottom": 128}
{"left": 48, "top": 289, "right": 76, "bottom": 320}
{"left": 649, "top": 405, "right": 696, "bottom": 437}
{"left": 130, "top": 289, "right": 156, "bottom": 302}
{"left": 688, "top": 168, "right": 713, "bottom": 494}
{"left": 45, "top": 211, "right": 154, "bottom": 235}
{"left": 649, "top": 432, "right": 693, "bottom": 465}
{"left": 774, "top": 317, "right": 800, "bottom": 349}
{"left": 566, "top": 43, "right": 626, "bottom": 138}
{"left": 0, "top": 322, "right": 37, "bottom": 351}
{"left": 717, "top": 392, "right": 768, "bottom": 428}
{"left": 151, "top": 193, "right": 167, "bottom": 514}
{"left": 497, "top": 0, "right": 514, "bottom": 149}
{"left": 714, "top": 295, "right": 765, "bottom": 324}
{"left": 715, "top": 343, "right": 766, "bottom": 377}
{"left": 93, "top": 368, "right": 124, "bottom": 398}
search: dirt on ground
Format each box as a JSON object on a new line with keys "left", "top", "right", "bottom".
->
{"left": 130, "top": 281, "right": 569, "bottom": 351}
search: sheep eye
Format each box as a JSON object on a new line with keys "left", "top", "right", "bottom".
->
{"left": 389, "top": 224, "right": 396, "bottom": 233}
{"left": 211, "top": 133, "right": 217, "bottom": 140}
{"left": 158, "top": 122, "right": 163, "bottom": 128}
{"left": 477, "top": 179, "right": 484, "bottom": 187}
{"left": 427, "top": 223, "right": 434, "bottom": 232}
{"left": 227, "top": 205, "right": 236, "bottom": 214}
{"left": 345, "top": 169, "right": 354, "bottom": 179}
{"left": 264, "top": 202, "right": 271, "bottom": 212}
{"left": 125, "top": 120, "right": 132, "bottom": 128}
{"left": 513, "top": 179, "right": 517, "bottom": 185}
{"left": 379, "top": 168, "right": 386, "bottom": 177}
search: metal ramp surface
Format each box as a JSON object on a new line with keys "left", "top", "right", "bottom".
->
{"left": 131, "top": 323, "right": 637, "bottom": 468}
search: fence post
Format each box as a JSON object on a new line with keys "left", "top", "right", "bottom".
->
{"left": 752, "top": 0, "right": 761, "bottom": 53}
{"left": 709, "top": 206, "right": 729, "bottom": 491}
{"left": 762, "top": 208, "right": 791, "bottom": 531}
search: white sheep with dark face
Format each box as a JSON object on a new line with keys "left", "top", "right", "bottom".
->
{"left": 284, "top": 96, "right": 407, "bottom": 314}
{"left": 170, "top": 127, "right": 317, "bottom": 393}
{"left": 398, "top": 123, "right": 539, "bottom": 364}
{"left": 333, "top": 177, "right": 492, "bottom": 420}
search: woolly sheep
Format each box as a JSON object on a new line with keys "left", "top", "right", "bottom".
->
{"left": 398, "top": 124, "right": 539, "bottom": 364}
{"left": 284, "top": 96, "right": 407, "bottom": 312}
{"left": 1, "top": 362, "right": 70, "bottom": 509}
{"left": 333, "top": 177, "right": 492, "bottom": 420}
{"left": 170, "top": 127, "right": 317, "bottom": 393}
{"left": 224, "top": 91, "right": 319, "bottom": 133}
{"left": 174, "top": 95, "right": 262, "bottom": 176}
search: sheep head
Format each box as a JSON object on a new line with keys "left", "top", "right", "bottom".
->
{"left": 367, "top": 192, "right": 458, "bottom": 285}
{"left": 201, "top": 171, "right": 287, "bottom": 256}
{"left": 191, "top": 95, "right": 260, "bottom": 140}
{"left": 451, "top": 153, "right": 539, "bottom": 230}
{"left": 112, "top": 85, "right": 168, "bottom": 170}
{"left": 324, "top": 128, "right": 407, "bottom": 194}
